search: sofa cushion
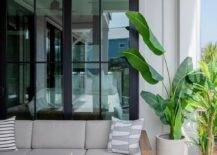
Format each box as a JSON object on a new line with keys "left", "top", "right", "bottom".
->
{"left": 86, "top": 149, "right": 121, "bottom": 155}
{"left": 0, "top": 149, "right": 30, "bottom": 155}
{"left": 29, "top": 149, "right": 86, "bottom": 155}
{"left": 108, "top": 118, "right": 144, "bottom": 154}
{"left": 15, "top": 121, "right": 33, "bottom": 149}
{"left": 32, "top": 121, "right": 86, "bottom": 149}
{"left": 86, "top": 121, "right": 111, "bottom": 149}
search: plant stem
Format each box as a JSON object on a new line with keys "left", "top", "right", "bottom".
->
{"left": 163, "top": 55, "right": 172, "bottom": 94}
{"left": 162, "top": 81, "right": 169, "bottom": 97}
{"left": 206, "top": 112, "right": 215, "bottom": 155}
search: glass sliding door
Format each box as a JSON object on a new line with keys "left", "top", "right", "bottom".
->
{"left": 36, "top": 0, "right": 63, "bottom": 119}
{"left": 2, "top": 0, "right": 138, "bottom": 120}
{"left": 101, "top": 0, "right": 130, "bottom": 120}
{"left": 71, "top": 0, "right": 101, "bottom": 119}
{"left": 6, "top": 0, "right": 34, "bottom": 119}
{"left": 71, "top": 0, "right": 132, "bottom": 120}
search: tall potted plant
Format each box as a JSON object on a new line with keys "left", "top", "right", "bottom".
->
{"left": 187, "top": 44, "right": 217, "bottom": 155}
{"left": 123, "top": 11, "right": 193, "bottom": 155}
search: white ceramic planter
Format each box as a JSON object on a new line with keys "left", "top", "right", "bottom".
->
{"left": 156, "top": 134, "right": 188, "bottom": 155}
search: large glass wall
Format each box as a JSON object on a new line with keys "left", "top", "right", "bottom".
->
{"left": 3, "top": 0, "right": 138, "bottom": 120}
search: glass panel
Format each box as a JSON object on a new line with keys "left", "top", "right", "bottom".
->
{"left": 101, "top": 0, "right": 130, "bottom": 120}
{"left": 101, "top": 0, "right": 129, "bottom": 61}
{"left": 36, "top": 0, "right": 63, "bottom": 62}
{"left": 6, "top": 63, "right": 33, "bottom": 119}
{"left": 36, "top": 63, "right": 63, "bottom": 119}
{"left": 72, "top": 0, "right": 100, "bottom": 62}
{"left": 72, "top": 63, "right": 100, "bottom": 119}
{"left": 101, "top": 63, "right": 129, "bottom": 120}
{"left": 7, "top": 0, "right": 34, "bottom": 62}
{"left": 46, "top": 23, "right": 62, "bottom": 63}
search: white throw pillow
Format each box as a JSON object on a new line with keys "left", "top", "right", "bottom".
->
{"left": 107, "top": 117, "right": 144, "bottom": 155}
{"left": 0, "top": 117, "right": 17, "bottom": 151}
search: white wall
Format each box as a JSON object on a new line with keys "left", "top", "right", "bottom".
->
{"left": 179, "top": 0, "right": 201, "bottom": 67}
{"left": 139, "top": 0, "right": 200, "bottom": 155}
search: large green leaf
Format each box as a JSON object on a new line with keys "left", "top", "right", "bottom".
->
{"left": 126, "top": 11, "right": 165, "bottom": 55}
{"left": 172, "top": 57, "right": 193, "bottom": 102}
{"left": 187, "top": 71, "right": 206, "bottom": 86}
{"left": 123, "top": 49, "right": 163, "bottom": 84}
{"left": 141, "top": 91, "right": 168, "bottom": 124}
{"left": 172, "top": 105, "right": 183, "bottom": 139}
{"left": 172, "top": 57, "right": 193, "bottom": 94}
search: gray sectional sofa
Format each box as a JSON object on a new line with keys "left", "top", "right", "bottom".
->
{"left": 0, "top": 120, "right": 151, "bottom": 155}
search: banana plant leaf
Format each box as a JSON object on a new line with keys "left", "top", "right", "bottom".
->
{"left": 172, "top": 57, "right": 193, "bottom": 90}
{"left": 172, "top": 57, "right": 193, "bottom": 100}
{"left": 126, "top": 11, "right": 165, "bottom": 55}
{"left": 123, "top": 49, "right": 163, "bottom": 84}
{"left": 140, "top": 91, "right": 168, "bottom": 124}
{"left": 172, "top": 104, "right": 183, "bottom": 139}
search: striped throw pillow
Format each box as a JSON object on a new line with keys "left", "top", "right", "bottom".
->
{"left": 0, "top": 117, "right": 17, "bottom": 151}
{"left": 107, "top": 117, "right": 144, "bottom": 155}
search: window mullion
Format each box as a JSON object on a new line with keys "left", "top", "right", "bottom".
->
{"left": 63, "top": 0, "right": 72, "bottom": 119}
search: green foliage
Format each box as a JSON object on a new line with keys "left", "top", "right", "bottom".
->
{"left": 140, "top": 91, "right": 168, "bottom": 124}
{"left": 202, "top": 43, "right": 217, "bottom": 63}
{"left": 123, "top": 49, "right": 163, "bottom": 84}
{"left": 126, "top": 11, "right": 165, "bottom": 55}
{"left": 186, "top": 43, "right": 217, "bottom": 155}
{"left": 123, "top": 11, "right": 193, "bottom": 140}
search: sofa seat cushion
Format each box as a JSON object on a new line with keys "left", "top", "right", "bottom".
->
{"left": 29, "top": 149, "right": 86, "bottom": 155}
{"left": 86, "top": 121, "right": 111, "bottom": 149}
{"left": 86, "top": 149, "right": 122, "bottom": 155}
{"left": 0, "top": 149, "right": 30, "bottom": 155}
{"left": 15, "top": 121, "right": 33, "bottom": 149}
{"left": 32, "top": 121, "right": 86, "bottom": 149}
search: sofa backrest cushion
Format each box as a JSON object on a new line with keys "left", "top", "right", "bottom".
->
{"left": 32, "top": 120, "right": 86, "bottom": 149}
{"left": 86, "top": 121, "right": 111, "bottom": 149}
{"left": 15, "top": 121, "right": 33, "bottom": 149}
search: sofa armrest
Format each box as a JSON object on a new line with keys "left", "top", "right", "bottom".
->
{"left": 140, "top": 130, "right": 152, "bottom": 155}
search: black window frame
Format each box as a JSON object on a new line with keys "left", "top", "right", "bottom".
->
{"left": 0, "top": 0, "right": 139, "bottom": 120}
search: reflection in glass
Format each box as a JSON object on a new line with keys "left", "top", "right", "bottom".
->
{"left": 6, "top": 64, "right": 33, "bottom": 119}
{"left": 72, "top": 63, "right": 100, "bottom": 115}
{"left": 101, "top": 64, "right": 129, "bottom": 120}
{"left": 35, "top": 0, "right": 63, "bottom": 119}
{"left": 101, "top": 1, "right": 129, "bottom": 62}
{"left": 72, "top": 0, "right": 100, "bottom": 62}
{"left": 7, "top": 0, "right": 34, "bottom": 62}
{"left": 101, "top": 0, "right": 130, "bottom": 119}
{"left": 36, "top": 63, "right": 63, "bottom": 119}
{"left": 36, "top": 0, "right": 63, "bottom": 62}
{"left": 5, "top": 0, "right": 132, "bottom": 120}
{"left": 46, "top": 23, "right": 62, "bottom": 63}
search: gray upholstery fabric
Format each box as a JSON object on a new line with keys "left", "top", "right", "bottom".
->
{"left": 32, "top": 121, "right": 86, "bottom": 149}
{"left": 86, "top": 121, "right": 111, "bottom": 149}
{"left": 0, "top": 149, "right": 30, "bottom": 155}
{"left": 15, "top": 121, "right": 33, "bottom": 149}
{"left": 29, "top": 149, "right": 86, "bottom": 155}
{"left": 86, "top": 149, "right": 122, "bottom": 155}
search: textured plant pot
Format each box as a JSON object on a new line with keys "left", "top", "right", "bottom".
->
{"left": 156, "top": 134, "right": 188, "bottom": 155}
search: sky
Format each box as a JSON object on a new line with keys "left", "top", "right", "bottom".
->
{"left": 201, "top": 0, "right": 217, "bottom": 48}
{"left": 109, "top": 12, "right": 129, "bottom": 28}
